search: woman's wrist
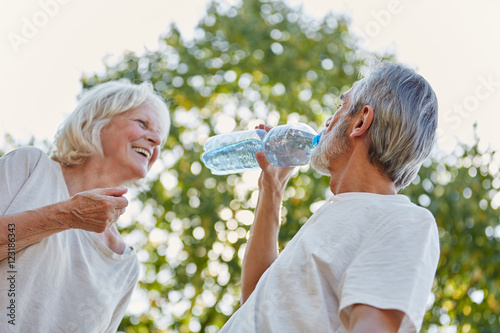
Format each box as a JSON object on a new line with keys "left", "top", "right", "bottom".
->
{"left": 35, "top": 202, "right": 73, "bottom": 231}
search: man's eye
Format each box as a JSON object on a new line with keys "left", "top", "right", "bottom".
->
{"left": 337, "top": 104, "right": 342, "bottom": 108}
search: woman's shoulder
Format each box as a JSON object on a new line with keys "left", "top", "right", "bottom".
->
{"left": 0, "top": 146, "right": 52, "bottom": 170}
{"left": 5, "top": 146, "right": 45, "bottom": 156}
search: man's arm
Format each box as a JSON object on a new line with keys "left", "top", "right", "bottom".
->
{"left": 240, "top": 139, "right": 295, "bottom": 303}
{"left": 349, "top": 304, "right": 404, "bottom": 333}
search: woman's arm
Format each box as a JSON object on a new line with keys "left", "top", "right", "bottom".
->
{"left": 0, "top": 187, "right": 128, "bottom": 261}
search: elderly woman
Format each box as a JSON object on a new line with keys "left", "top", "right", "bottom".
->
{"left": 0, "top": 81, "right": 169, "bottom": 332}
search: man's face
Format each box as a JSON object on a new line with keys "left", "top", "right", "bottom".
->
{"left": 310, "top": 89, "right": 353, "bottom": 175}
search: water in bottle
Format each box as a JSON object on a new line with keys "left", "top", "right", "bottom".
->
{"left": 201, "top": 129, "right": 267, "bottom": 174}
{"left": 201, "top": 123, "right": 321, "bottom": 175}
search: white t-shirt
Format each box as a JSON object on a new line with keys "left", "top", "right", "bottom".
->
{"left": 0, "top": 147, "right": 140, "bottom": 332}
{"left": 220, "top": 192, "right": 440, "bottom": 333}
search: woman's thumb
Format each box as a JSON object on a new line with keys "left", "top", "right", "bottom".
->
{"left": 98, "top": 187, "right": 128, "bottom": 197}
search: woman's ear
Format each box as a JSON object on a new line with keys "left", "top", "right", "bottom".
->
{"left": 350, "top": 105, "right": 374, "bottom": 138}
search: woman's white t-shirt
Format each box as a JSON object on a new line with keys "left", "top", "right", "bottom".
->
{"left": 0, "top": 147, "right": 139, "bottom": 332}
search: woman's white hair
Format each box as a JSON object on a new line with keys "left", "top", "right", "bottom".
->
{"left": 347, "top": 61, "right": 438, "bottom": 190}
{"left": 52, "top": 81, "right": 170, "bottom": 166}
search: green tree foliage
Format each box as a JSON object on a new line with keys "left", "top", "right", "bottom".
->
{"left": 81, "top": 1, "right": 375, "bottom": 331}
{"left": 77, "top": 1, "right": 500, "bottom": 332}
{"left": 402, "top": 136, "right": 500, "bottom": 333}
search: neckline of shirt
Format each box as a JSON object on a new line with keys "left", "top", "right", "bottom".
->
{"left": 328, "top": 192, "right": 410, "bottom": 203}
{"left": 80, "top": 230, "right": 137, "bottom": 261}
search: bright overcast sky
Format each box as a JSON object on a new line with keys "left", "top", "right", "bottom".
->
{"left": 1, "top": 0, "right": 499, "bottom": 154}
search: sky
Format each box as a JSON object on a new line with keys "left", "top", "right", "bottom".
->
{"left": 1, "top": 0, "right": 499, "bottom": 155}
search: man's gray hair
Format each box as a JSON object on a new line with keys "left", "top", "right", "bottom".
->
{"left": 347, "top": 61, "right": 438, "bottom": 190}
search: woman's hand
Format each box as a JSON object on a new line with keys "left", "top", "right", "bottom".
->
{"left": 62, "top": 188, "right": 129, "bottom": 233}
{"left": 0, "top": 188, "right": 129, "bottom": 260}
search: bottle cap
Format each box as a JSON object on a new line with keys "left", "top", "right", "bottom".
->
{"left": 313, "top": 134, "right": 321, "bottom": 146}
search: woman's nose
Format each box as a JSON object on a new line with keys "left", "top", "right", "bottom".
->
{"left": 147, "top": 130, "right": 162, "bottom": 146}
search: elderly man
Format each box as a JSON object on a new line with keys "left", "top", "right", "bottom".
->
{"left": 220, "top": 62, "right": 440, "bottom": 333}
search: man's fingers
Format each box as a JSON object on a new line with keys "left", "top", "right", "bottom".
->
{"left": 256, "top": 151, "right": 270, "bottom": 170}
{"left": 255, "top": 124, "right": 273, "bottom": 132}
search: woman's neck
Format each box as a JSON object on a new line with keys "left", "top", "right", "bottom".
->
{"left": 60, "top": 162, "right": 123, "bottom": 196}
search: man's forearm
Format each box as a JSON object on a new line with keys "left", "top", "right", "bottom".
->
{"left": 240, "top": 188, "right": 282, "bottom": 303}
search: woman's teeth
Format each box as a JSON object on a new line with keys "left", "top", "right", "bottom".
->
{"left": 132, "top": 147, "right": 151, "bottom": 160}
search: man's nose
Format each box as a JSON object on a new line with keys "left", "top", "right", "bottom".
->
{"left": 325, "top": 115, "right": 334, "bottom": 128}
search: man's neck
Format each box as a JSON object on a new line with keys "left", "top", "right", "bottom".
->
{"left": 328, "top": 146, "right": 397, "bottom": 196}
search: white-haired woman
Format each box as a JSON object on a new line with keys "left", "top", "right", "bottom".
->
{"left": 0, "top": 81, "right": 170, "bottom": 332}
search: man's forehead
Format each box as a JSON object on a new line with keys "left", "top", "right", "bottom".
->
{"left": 339, "top": 90, "right": 351, "bottom": 102}
{"left": 341, "top": 80, "right": 364, "bottom": 101}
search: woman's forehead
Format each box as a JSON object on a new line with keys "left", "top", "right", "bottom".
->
{"left": 125, "top": 103, "right": 155, "bottom": 115}
{"left": 126, "top": 104, "right": 167, "bottom": 136}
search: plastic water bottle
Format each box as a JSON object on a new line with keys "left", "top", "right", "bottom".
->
{"left": 201, "top": 123, "right": 321, "bottom": 175}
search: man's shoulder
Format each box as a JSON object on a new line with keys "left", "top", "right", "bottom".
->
{"left": 335, "top": 193, "right": 434, "bottom": 218}
{"left": 390, "top": 195, "right": 436, "bottom": 223}
{"left": 347, "top": 193, "right": 437, "bottom": 232}
{"left": 379, "top": 198, "right": 438, "bottom": 245}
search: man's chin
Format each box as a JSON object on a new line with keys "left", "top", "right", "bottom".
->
{"left": 310, "top": 155, "right": 330, "bottom": 176}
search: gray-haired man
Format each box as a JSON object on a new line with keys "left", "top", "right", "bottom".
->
{"left": 221, "top": 62, "right": 440, "bottom": 333}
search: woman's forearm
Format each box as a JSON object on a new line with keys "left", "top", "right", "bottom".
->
{"left": 0, "top": 187, "right": 129, "bottom": 261}
{"left": 0, "top": 203, "right": 71, "bottom": 261}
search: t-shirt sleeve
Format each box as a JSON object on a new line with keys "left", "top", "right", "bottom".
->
{"left": 0, "top": 147, "right": 44, "bottom": 215}
{"left": 338, "top": 209, "right": 440, "bottom": 332}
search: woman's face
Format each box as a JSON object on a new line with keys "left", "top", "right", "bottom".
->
{"left": 99, "top": 103, "right": 162, "bottom": 182}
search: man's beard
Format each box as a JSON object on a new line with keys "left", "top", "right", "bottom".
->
{"left": 310, "top": 117, "right": 350, "bottom": 175}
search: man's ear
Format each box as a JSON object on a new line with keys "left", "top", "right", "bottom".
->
{"left": 350, "top": 105, "right": 374, "bottom": 138}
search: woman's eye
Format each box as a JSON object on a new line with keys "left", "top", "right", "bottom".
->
{"left": 136, "top": 119, "right": 146, "bottom": 127}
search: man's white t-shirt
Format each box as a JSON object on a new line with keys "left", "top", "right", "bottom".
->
{"left": 0, "top": 147, "right": 139, "bottom": 332}
{"left": 220, "top": 192, "right": 440, "bottom": 333}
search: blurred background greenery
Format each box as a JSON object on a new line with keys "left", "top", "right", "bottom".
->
{"left": 3, "top": 0, "right": 499, "bottom": 332}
